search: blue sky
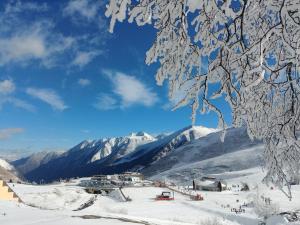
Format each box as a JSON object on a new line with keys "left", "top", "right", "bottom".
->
{"left": 0, "top": 0, "right": 231, "bottom": 154}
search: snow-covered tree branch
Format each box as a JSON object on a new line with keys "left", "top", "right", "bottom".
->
{"left": 105, "top": 0, "right": 300, "bottom": 198}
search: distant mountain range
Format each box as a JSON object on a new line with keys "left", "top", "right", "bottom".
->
{"left": 11, "top": 126, "right": 264, "bottom": 184}
{"left": 12, "top": 126, "right": 217, "bottom": 182}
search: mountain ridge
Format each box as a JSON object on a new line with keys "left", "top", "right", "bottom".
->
{"left": 14, "top": 126, "right": 217, "bottom": 182}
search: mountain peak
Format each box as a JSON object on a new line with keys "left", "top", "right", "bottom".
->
{"left": 128, "top": 131, "right": 154, "bottom": 140}
{"left": 136, "top": 131, "right": 149, "bottom": 136}
{"left": 175, "top": 125, "right": 217, "bottom": 137}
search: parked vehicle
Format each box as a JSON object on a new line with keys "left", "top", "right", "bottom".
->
{"left": 155, "top": 191, "right": 174, "bottom": 200}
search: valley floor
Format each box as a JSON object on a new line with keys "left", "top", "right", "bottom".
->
{"left": 1, "top": 168, "right": 300, "bottom": 225}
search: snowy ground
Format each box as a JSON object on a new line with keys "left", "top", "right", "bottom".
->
{"left": 1, "top": 169, "right": 300, "bottom": 225}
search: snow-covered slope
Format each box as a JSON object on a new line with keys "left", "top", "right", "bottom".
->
{"left": 0, "top": 158, "right": 21, "bottom": 181}
{"left": 0, "top": 158, "right": 15, "bottom": 171}
{"left": 151, "top": 146, "right": 264, "bottom": 184}
{"left": 23, "top": 126, "right": 216, "bottom": 182}
{"left": 142, "top": 127, "right": 262, "bottom": 179}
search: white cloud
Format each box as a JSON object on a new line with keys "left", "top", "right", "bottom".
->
{"left": 0, "top": 97, "right": 36, "bottom": 112}
{"left": 0, "top": 128, "right": 24, "bottom": 140}
{"left": 0, "top": 1, "right": 108, "bottom": 69}
{"left": 113, "top": 72, "right": 158, "bottom": 108}
{"left": 0, "top": 79, "right": 36, "bottom": 112}
{"left": 94, "top": 94, "right": 118, "bottom": 111}
{"left": 0, "top": 79, "right": 15, "bottom": 95}
{"left": 26, "top": 88, "right": 68, "bottom": 111}
{"left": 78, "top": 78, "right": 91, "bottom": 87}
{"left": 0, "top": 22, "right": 75, "bottom": 67}
{"left": 4, "top": 1, "right": 48, "bottom": 14}
{"left": 0, "top": 0, "right": 110, "bottom": 69}
{"left": 0, "top": 32, "right": 46, "bottom": 64}
{"left": 72, "top": 51, "right": 101, "bottom": 67}
{"left": 102, "top": 70, "right": 158, "bottom": 109}
{"left": 64, "top": 0, "right": 101, "bottom": 21}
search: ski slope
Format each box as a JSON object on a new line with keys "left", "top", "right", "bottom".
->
{"left": 1, "top": 171, "right": 300, "bottom": 225}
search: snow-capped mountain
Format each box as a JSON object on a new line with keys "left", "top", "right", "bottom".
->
{"left": 72, "top": 131, "right": 156, "bottom": 164}
{"left": 12, "top": 132, "right": 155, "bottom": 180}
{"left": 20, "top": 126, "right": 216, "bottom": 182}
{"left": 0, "top": 158, "right": 21, "bottom": 182}
{"left": 12, "top": 151, "right": 63, "bottom": 176}
{"left": 113, "top": 125, "right": 217, "bottom": 166}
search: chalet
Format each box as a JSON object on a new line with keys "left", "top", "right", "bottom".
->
{"left": 193, "top": 178, "right": 227, "bottom": 192}
{"left": 119, "top": 172, "right": 144, "bottom": 183}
